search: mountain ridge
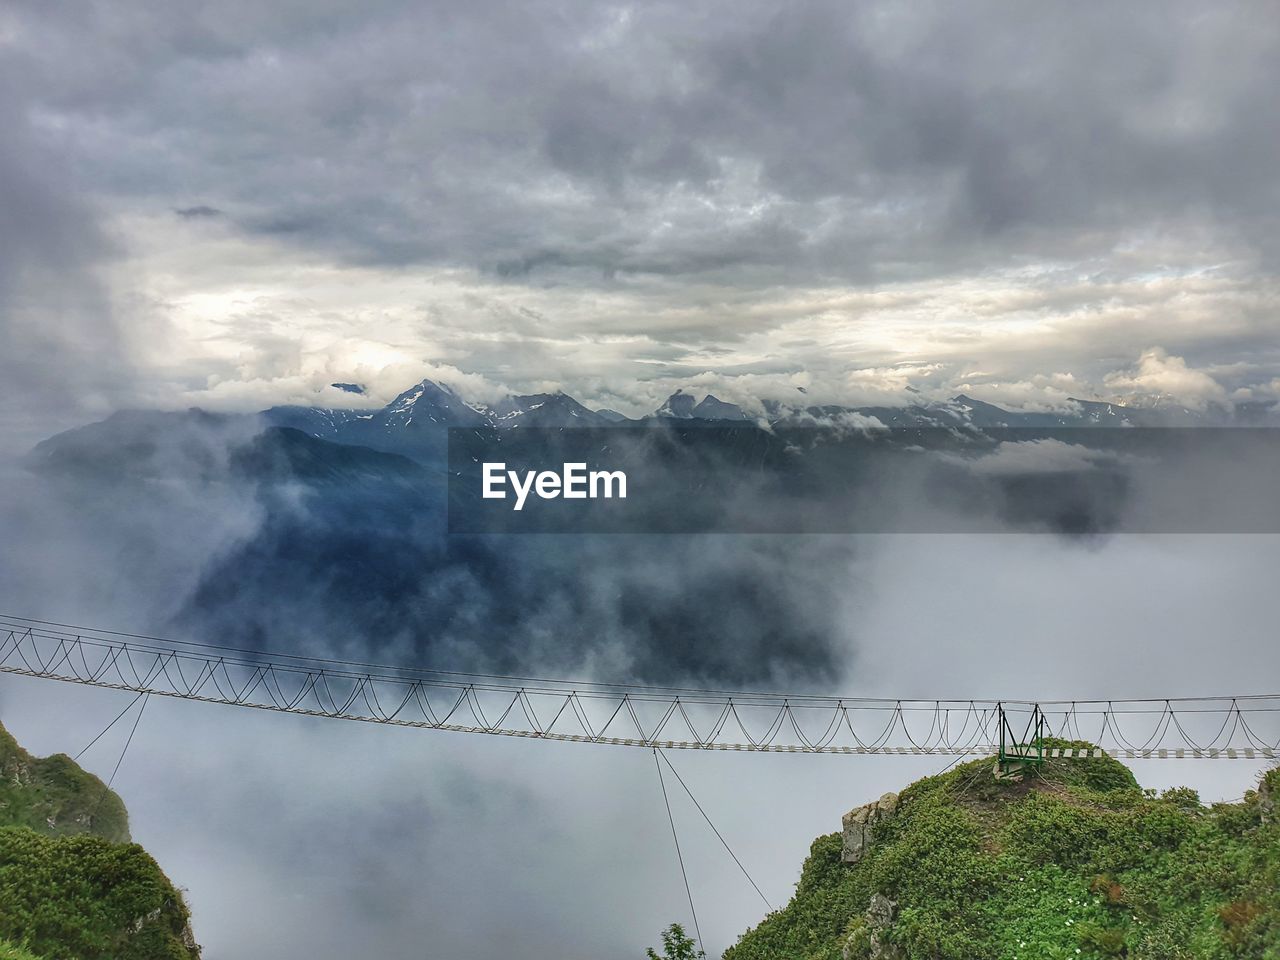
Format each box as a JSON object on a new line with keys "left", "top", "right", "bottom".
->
{"left": 27, "top": 376, "right": 1273, "bottom": 473}
{"left": 251, "top": 376, "right": 1276, "bottom": 464}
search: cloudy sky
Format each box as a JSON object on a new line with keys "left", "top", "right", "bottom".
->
{"left": 3, "top": 5, "right": 1280, "bottom": 959}
{"left": 3, "top": 0, "right": 1279, "bottom": 445}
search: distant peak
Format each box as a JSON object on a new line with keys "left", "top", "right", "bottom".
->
{"left": 692, "top": 394, "right": 748, "bottom": 420}
{"left": 392, "top": 378, "right": 458, "bottom": 401}
{"left": 656, "top": 390, "right": 696, "bottom": 418}
{"left": 383, "top": 378, "right": 470, "bottom": 421}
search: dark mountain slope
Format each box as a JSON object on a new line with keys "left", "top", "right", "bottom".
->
{"left": 27, "top": 409, "right": 254, "bottom": 481}
{"left": 489, "top": 392, "right": 611, "bottom": 427}
{"left": 26, "top": 409, "right": 852, "bottom": 686}
{"left": 692, "top": 394, "right": 749, "bottom": 421}
{"left": 29, "top": 411, "right": 430, "bottom": 491}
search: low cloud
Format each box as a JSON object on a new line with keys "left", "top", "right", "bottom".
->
{"left": 174, "top": 205, "right": 223, "bottom": 219}
{"left": 955, "top": 438, "right": 1120, "bottom": 477}
{"left": 1103, "top": 347, "right": 1230, "bottom": 410}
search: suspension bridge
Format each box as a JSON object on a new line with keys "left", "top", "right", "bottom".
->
{"left": 2, "top": 615, "right": 1277, "bottom": 761}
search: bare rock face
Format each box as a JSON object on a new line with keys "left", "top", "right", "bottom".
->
{"left": 865, "top": 893, "right": 896, "bottom": 928}
{"left": 865, "top": 895, "right": 905, "bottom": 960}
{"left": 841, "top": 792, "right": 899, "bottom": 864}
{"left": 841, "top": 894, "right": 905, "bottom": 960}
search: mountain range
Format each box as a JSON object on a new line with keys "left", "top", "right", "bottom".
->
{"left": 258, "top": 377, "right": 1275, "bottom": 464}
{"left": 32, "top": 375, "right": 1267, "bottom": 482}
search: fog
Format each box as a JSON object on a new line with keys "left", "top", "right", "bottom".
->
{"left": 2, "top": 513, "right": 1275, "bottom": 958}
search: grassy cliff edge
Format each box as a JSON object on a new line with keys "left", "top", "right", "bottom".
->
{"left": 0, "top": 721, "right": 199, "bottom": 960}
{"left": 726, "top": 744, "right": 1279, "bottom": 960}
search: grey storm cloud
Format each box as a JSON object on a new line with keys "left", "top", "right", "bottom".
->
{"left": 2, "top": 0, "right": 1277, "bottom": 427}
{"left": 0, "top": 52, "right": 133, "bottom": 450}
{"left": 6, "top": 1, "right": 1279, "bottom": 281}
{"left": 174, "top": 205, "right": 223, "bottom": 219}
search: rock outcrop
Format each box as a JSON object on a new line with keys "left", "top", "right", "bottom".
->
{"left": 841, "top": 894, "right": 905, "bottom": 960}
{"left": 841, "top": 791, "right": 899, "bottom": 864}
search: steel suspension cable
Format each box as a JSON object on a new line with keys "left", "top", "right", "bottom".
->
{"left": 74, "top": 690, "right": 146, "bottom": 760}
{"left": 654, "top": 748, "right": 704, "bottom": 955}
{"left": 658, "top": 749, "right": 773, "bottom": 911}
{"left": 91, "top": 691, "right": 150, "bottom": 819}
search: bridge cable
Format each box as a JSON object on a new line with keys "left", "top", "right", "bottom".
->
{"left": 653, "top": 747, "right": 704, "bottom": 956}
{"left": 91, "top": 691, "right": 150, "bottom": 819}
{"left": 931, "top": 750, "right": 970, "bottom": 779}
{"left": 74, "top": 689, "right": 146, "bottom": 760}
{"left": 658, "top": 749, "right": 774, "bottom": 911}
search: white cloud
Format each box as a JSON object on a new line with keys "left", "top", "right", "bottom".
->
{"left": 1103, "top": 348, "right": 1229, "bottom": 410}
{"left": 957, "top": 438, "right": 1126, "bottom": 476}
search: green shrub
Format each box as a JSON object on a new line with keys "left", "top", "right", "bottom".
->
{"left": 1077, "top": 921, "right": 1129, "bottom": 956}
{"left": 0, "top": 825, "right": 198, "bottom": 960}
{"left": 1161, "top": 786, "right": 1202, "bottom": 809}
{"left": 647, "top": 923, "right": 704, "bottom": 960}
